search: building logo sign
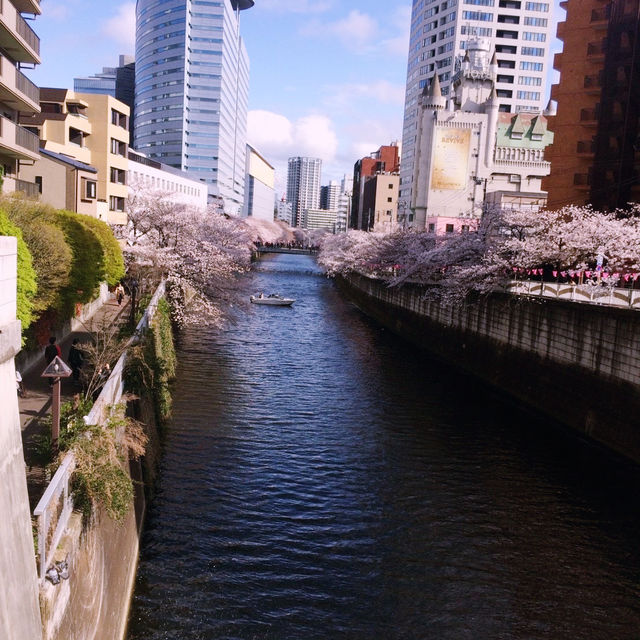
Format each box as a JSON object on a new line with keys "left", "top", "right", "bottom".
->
{"left": 431, "top": 128, "right": 470, "bottom": 190}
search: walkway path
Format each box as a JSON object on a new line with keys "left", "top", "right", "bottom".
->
{"left": 19, "top": 292, "right": 130, "bottom": 509}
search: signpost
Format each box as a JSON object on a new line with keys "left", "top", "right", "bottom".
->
{"left": 41, "top": 356, "right": 73, "bottom": 454}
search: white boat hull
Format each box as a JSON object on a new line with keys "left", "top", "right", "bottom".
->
{"left": 250, "top": 296, "right": 295, "bottom": 306}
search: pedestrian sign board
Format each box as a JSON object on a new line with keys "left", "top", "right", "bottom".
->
{"left": 42, "top": 356, "right": 73, "bottom": 378}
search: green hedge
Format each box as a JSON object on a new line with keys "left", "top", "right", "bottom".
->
{"left": 80, "top": 215, "right": 125, "bottom": 286}
{"left": 0, "top": 210, "right": 37, "bottom": 331}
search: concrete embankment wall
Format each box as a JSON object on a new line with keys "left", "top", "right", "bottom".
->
{"left": 339, "top": 273, "right": 640, "bottom": 463}
{"left": 39, "top": 286, "right": 167, "bottom": 640}
{"left": 0, "top": 237, "right": 43, "bottom": 640}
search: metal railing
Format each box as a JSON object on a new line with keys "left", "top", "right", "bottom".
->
{"left": 16, "top": 66, "right": 39, "bottom": 103}
{"left": 15, "top": 122, "right": 38, "bottom": 153}
{"left": 34, "top": 281, "right": 166, "bottom": 580}
{"left": 15, "top": 178, "right": 39, "bottom": 197}
{"left": 508, "top": 280, "right": 640, "bottom": 309}
{"left": 33, "top": 453, "right": 75, "bottom": 581}
{"left": 15, "top": 11, "right": 39, "bottom": 56}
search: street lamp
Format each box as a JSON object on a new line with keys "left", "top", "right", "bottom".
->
{"left": 41, "top": 356, "right": 72, "bottom": 454}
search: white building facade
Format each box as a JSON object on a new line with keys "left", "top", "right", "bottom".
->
{"left": 400, "top": 0, "right": 554, "bottom": 209}
{"left": 286, "top": 157, "right": 322, "bottom": 227}
{"left": 242, "top": 144, "right": 275, "bottom": 221}
{"left": 128, "top": 150, "right": 209, "bottom": 210}
{"left": 412, "top": 38, "right": 553, "bottom": 232}
{"left": 134, "top": 0, "right": 253, "bottom": 213}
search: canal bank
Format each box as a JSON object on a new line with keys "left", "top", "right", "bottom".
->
{"left": 337, "top": 272, "right": 640, "bottom": 464}
{"left": 126, "top": 253, "right": 640, "bottom": 639}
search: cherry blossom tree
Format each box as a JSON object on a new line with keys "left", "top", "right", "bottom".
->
{"left": 125, "top": 184, "right": 253, "bottom": 326}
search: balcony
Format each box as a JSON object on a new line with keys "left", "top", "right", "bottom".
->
{"left": 586, "top": 39, "right": 606, "bottom": 60}
{"left": 0, "top": 115, "right": 39, "bottom": 160}
{"left": 583, "top": 73, "right": 603, "bottom": 94}
{"left": 590, "top": 5, "right": 611, "bottom": 27}
{"left": 573, "top": 172, "right": 591, "bottom": 189}
{"left": 0, "top": 55, "right": 38, "bottom": 112}
{"left": 576, "top": 140, "right": 595, "bottom": 155}
{"left": 14, "top": 178, "right": 39, "bottom": 197}
{"left": 0, "top": 0, "right": 40, "bottom": 64}
{"left": 12, "top": 0, "right": 41, "bottom": 15}
{"left": 580, "top": 107, "right": 599, "bottom": 125}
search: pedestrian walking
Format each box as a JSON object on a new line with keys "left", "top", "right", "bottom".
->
{"left": 115, "top": 283, "right": 125, "bottom": 306}
{"left": 68, "top": 338, "right": 84, "bottom": 383}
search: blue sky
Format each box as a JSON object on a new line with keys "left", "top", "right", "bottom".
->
{"left": 28, "top": 0, "right": 411, "bottom": 193}
{"left": 28, "top": 0, "right": 561, "bottom": 194}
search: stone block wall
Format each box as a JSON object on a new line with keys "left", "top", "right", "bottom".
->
{"left": 340, "top": 273, "right": 640, "bottom": 463}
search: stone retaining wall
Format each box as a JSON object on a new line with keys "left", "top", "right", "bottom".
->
{"left": 339, "top": 273, "right": 640, "bottom": 463}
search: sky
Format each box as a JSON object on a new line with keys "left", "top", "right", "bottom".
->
{"left": 27, "top": 0, "right": 562, "bottom": 196}
{"left": 28, "top": 0, "right": 412, "bottom": 195}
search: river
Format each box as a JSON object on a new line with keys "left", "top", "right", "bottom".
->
{"left": 127, "top": 253, "right": 640, "bottom": 639}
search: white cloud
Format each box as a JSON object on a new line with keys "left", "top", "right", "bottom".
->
{"left": 327, "top": 10, "right": 377, "bottom": 50}
{"left": 101, "top": 3, "right": 136, "bottom": 51}
{"left": 248, "top": 110, "right": 339, "bottom": 193}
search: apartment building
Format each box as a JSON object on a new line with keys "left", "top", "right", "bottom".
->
{"left": 400, "top": 0, "right": 554, "bottom": 211}
{"left": 544, "top": 0, "right": 640, "bottom": 211}
{"left": 21, "top": 89, "right": 130, "bottom": 224}
{"left": 351, "top": 143, "right": 400, "bottom": 230}
{"left": 0, "top": 0, "right": 42, "bottom": 196}
{"left": 286, "top": 157, "right": 322, "bottom": 227}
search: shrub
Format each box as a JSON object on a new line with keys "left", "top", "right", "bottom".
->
{"left": 81, "top": 215, "right": 125, "bottom": 286}
{"left": 0, "top": 209, "right": 37, "bottom": 332}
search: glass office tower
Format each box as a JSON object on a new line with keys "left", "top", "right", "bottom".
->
{"left": 134, "top": 0, "right": 253, "bottom": 213}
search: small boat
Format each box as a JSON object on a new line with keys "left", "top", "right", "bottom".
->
{"left": 250, "top": 293, "right": 295, "bottom": 306}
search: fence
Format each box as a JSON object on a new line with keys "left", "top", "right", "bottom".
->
{"left": 33, "top": 281, "right": 166, "bottom": 582}
{"left": 509, "top": 280, "right": 640, "bottom": 310}
{"left": 33, "top": 453, "right": 75, "bottom": 581}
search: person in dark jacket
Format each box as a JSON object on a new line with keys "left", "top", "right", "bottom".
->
{"left": 68, "top": 338, "right": 84, "bottom": 383}
{"left": 44, "top": 336, "right": 62, "bottom": 386}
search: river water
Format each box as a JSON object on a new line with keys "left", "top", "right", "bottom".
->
{"left": 127, "top": 254, "right": 640, "bottom": 639}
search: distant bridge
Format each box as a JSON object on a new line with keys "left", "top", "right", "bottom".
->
{"left": 254, "top": 246, "right": 318, "bottom": 256}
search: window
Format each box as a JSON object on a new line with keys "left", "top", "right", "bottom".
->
{"left": 497, "top": 14, "right": 519, "bottom": 23}
{"left": 497, "top": 74, "right": 514, "bottom": 83}
{"left": 462, "top": 10, "right": 493, "bottom": 19}
{"left": 110, "top": 167, "right": 127, "bottom": 185}
{"left": 35, "top": 176, "right": 42, "bottom": 194}
{"left": 461, "top": 26, "right": 492, "bottom": 35}
{"left": 498, "top": 59, "right": 516, "bottom": 68}
{"left": 523, "top": 31, "right": 546, "bottom": 41}
{"left": 388, "top": 183, "right": 394, "bottom": 189}
{"left": 525, "top": 1, "right": 548, "bottom": 10}
{"left": 387, "top": 197, "right": 393, "bottom": 202}
{"left": 520, "top": 61, "right": 544, "bottom": 71}
{"left": 497, "top": 29, "right": 518, "bottom": 39}
{"left": 445, "top": 224, "right": 454, "bottom": 233}
{"left": 521, "top": 46, "right": 545, "bottom": 56}
{"left": 524, "top": 16, "right": 547, "bottom": 25}
{"left": 109, "top": 196, "right": 125, "bottom": 211}
{"left": 110, "top": 138, "right": 127, "bottom": 156}
{"left": 111, "top": 109, "right": 128, "bottom": 129}
{"left": 428, "top": 223, "right": 436, "bottom": 232}
{"left": 464, "top": 0, "right": 494, "bottom": 5}
{"left": 516, "top": 90, "right": 540, "bottom": 100}
{"left": 497, "top": 89, "right": 513, "bottom": 97}
{"left": 518, "top": 76, "right": 542, "bottom": 85}
{"left": 499, "top": 0, "right": 520, "bottom": 6}
{"left": 495, "top": 44, "right": 517, "bottom": 54}
{"left": 461, "top": 225, "right": 470, "bottom": 232}
{"left": 69, "top": 127, "right": 84, "bottom": 146}
{"left": 83, "top": 179, "right": 96, "bottom": 199}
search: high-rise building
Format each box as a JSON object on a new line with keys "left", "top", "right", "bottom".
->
{"left": 544, "top": 0, "right": 640, "bottom": 211}
{"left": 0, "top": 0, "right": 42, "bottom": 196}
{"left": 320, "top": 180, "right": 339, "bottom": 210}
{"left": 74, "top": 56, "right": 136, "bottom": 145}
{"left": 400, "top": 0, "right": 554, "bottom": 211}
{"left": 286, "top": 157, "right": 322, "bottom": 226}
{"left": 134, "top": 0, "right": 253, "bottom": 214}
{"left": 350, "top": 143, "right": 400, "bottom": 230}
